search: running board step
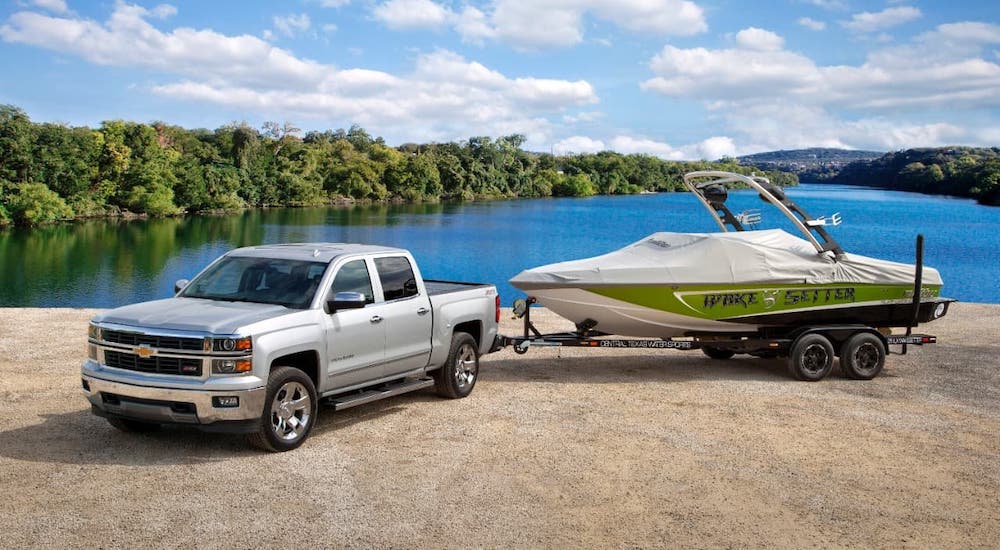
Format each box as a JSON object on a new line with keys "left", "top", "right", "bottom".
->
{"left": 326, "top": 377, "right": 434, "bottom": 411}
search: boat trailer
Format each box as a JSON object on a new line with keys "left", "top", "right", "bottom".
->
{"left": 496, "top": 297, "right": 941, "bottom": 381}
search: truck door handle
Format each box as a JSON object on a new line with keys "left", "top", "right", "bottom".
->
{"left": 416, "top": 307, "right": 430, "bottom": 315}
{"left": 370, "top": 315, "right": 383, "bottom": 324}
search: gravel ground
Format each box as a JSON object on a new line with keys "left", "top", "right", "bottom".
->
{"left": 0, "top": 304, "right": 997, "bottom": 548}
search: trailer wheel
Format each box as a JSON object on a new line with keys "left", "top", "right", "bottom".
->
{"left": 839, "top": 333, "right": 886, "bottom": 380}
{"left": 434, "top": 332, "right": 479, "bottom": 399}
{"left": 788, "top": 333, "right": 834, "bottom": 381}
{"left": 702, "top": 346, "right": 735, "bottom": 360}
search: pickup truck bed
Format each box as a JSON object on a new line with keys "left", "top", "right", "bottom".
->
{"left": 425, "top": 280, "right": 494, "bottom": 295}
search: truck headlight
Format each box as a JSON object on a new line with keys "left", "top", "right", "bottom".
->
{"left": 88, "top": 324, "right": 102, "bottom": 341}
{"left": 209, "top": 336, "right": 252, "bottom": 352}
{"left": 212, "top": 359, "right": 252, "bottom": 374}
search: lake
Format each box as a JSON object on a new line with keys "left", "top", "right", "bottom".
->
{"left": 1, "top": 184, "right": 997, "bottom": 307}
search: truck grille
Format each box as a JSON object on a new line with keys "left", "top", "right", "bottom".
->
{"left": 102, "top": 329, "right": 204, "bottom": 351}
{"left": 104, "top": 350, "right": 203, "bottom": 376}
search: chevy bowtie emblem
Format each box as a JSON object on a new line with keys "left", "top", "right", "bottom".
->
{"left": 134, "top": 345, "right": 156, "bottom": 358}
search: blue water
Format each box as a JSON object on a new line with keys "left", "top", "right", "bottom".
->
{"left": 0, "top": 183, "right": 997, "bottom": 307}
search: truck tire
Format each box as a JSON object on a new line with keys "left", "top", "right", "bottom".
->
{"left": 248, "top": 366, "right": 318, "bottom": 452}
{"left": 106, "top": 417, "right": 161, "bottom": 433}
{"left": 702, "top": 346, "right": 735, "bottom": 360}
{"left": 839, "top": 333, "right": 886, "bottom": 380}
{"left": 433, "top": 332, "right": 479, "bottom": 399}
{"left": 787, "top": 333, "right": 834, "bottom": 381}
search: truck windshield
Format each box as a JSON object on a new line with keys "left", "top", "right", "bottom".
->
{"left": 180, "top": 256, "right": 328, "bottom": 309}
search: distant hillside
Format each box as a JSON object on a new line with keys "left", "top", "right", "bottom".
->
{"left": 830, "top": 147, "right": 1000, "bottom": 205}
{"left": 738, "top": 148, "right": 884, "bottom": 179}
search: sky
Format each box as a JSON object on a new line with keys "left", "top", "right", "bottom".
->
{"left": 0, "top": 0, "right": 998, "bottom": 159}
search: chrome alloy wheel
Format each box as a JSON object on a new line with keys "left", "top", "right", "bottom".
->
{"left": 269, "top": 381, "right": 312, "bottom": 442}
{"left": 453, "top": 343, "right": 478, "bottom": 390}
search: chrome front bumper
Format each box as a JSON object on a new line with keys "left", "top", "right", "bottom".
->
{"left": 83, "top": 374, "right": 267, "bottom": 427}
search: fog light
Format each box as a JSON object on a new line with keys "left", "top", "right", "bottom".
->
{"left": 212, "top": 396, "right": 239, "bottom": 408}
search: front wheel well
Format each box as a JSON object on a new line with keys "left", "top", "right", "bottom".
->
{"left": 269, "top": 350, "right": 319, "bottom": 390}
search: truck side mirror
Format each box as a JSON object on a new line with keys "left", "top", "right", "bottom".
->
{"left": 326, "top": 291, "right": 367, "bottom": 314}
{"left": 174, "top": 279, "right": 190, "bottom": 294}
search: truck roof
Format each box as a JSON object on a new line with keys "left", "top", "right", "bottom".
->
{"left": 227, "top": 242, "right": 406, "bottom": 263}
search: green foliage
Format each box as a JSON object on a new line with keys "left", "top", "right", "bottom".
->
{"left": 552, "top": 173, "right": 596, "bottom": 197}
{"left": 0, "top": 102, "right": 820, "bottom": 227}
{"left": 0, "top": 105, "right": 33, "bottom": 183}
{"left": 6, "top": 182, "right": 74, "bottom": 225}
{"left": 830, "top": 147, "right": 1000, "bottom": 203}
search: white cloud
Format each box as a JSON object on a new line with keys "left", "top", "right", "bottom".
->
{"left": 641, "top": 24, "right": 1000, "bottom": 151}
{"left": 322, "top": 23, "right": 338, "bottom": 34}
{"left": 562, "top": 111, "right": 604, "bottom": 123}
{"left": 371, "top": 0, "right": 706, "bottom": 49}
{"left": 798, "top": 17, "right": 826, "bottom": 31}
{"left": 0, "top": 3, "right": 598, "bottom": 147}
{"left": 643, "top": 43, "right": 820, "bottom": 99}
{"left": 734, "top": 27, "right": 784, "bottom": 51}
{"left": 696, "top": 136, "right": 737, "bottom": 160}
{"left": 549, "top": 134, "right": 736, "bottom": 161}
{"left": 30, "top": 0, "right": 67, "bottom": 14}
{"left": 314, "top": 0, "right": 351, "bottom": 6}
{"left": 454, "top": 6, "right": 495, "bottom": 44}
{"left": 0, "top": 6, "right": 326, "bottom": 89}
{"left": 372, "top": 0, "right": 451, "bottom": 30}
{"left": 841, "top": 6, "right": 922, "bottom": 33}
{"left": 608, "top": 135, "right": 683, "bottom": 159}
{"left": 553, "top": 136, "right": 606, "bottom": 155}
{"left": 643, "top": 25, "right": 1000, "bottom": 111}
{"left": 150, "top": 4, "right": 177, "bottom": 19}
{"left": 721, "top": 102, "right": 969, "bottom": 152}
{"left": 273, "top": 13, "right": 311, "bottom": 37}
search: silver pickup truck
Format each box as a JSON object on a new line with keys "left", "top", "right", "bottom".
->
{"left": 82, "top": 243, "right": 500, "bottom": 451}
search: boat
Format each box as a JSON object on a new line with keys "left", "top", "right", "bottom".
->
{"left": 509, "top": 171, "right": 952, "bottom": 339}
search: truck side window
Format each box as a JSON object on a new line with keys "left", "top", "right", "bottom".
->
{"left": 330, "top": 260, "right": 375, "bottom": 304}
{"left": 374, "top": 257, "right": 418, "bottom": 301}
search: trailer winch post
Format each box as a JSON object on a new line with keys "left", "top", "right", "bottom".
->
{"left": 903, "top": 234, "right": 924, "bottom": 355}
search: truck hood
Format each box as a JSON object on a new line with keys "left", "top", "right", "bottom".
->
{"left": 93, "top": 297, "right": 295, "bottom": 335}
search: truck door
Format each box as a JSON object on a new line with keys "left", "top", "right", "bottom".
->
{"left": 322, "top": 259, "right": 386, "bottom": 390}
{"left": 373, "top": 256, "right": 433, "bottom": 378}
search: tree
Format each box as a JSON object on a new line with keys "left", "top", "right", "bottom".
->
{"left": 0, "top": 105, "right": 33, "bottom": 184}
{"left": 6, "top": 182, "right": 74, "bottom": 225}
{"left": 552, "top": 173, "right": 596, "bottom": 197}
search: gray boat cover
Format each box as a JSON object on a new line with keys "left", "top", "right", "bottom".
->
{"left": 510, "top": 229, "right": 942, "bottom": 288}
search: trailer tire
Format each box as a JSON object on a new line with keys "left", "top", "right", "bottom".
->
{"left": 702, "top": 346, "right": 735, "bottom": 360}
{"left": 247, "top": 366, "right": 318, "bottom": 452}
{"left": 839, "top": 333, "right": 886, "bottom": 380}
{"left": 434, "top": 332, "right": 479, "bottom": 399}
{"left": 788, "top": 333, "right": 834, "bottom": 381}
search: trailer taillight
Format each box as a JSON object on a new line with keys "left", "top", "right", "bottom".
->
{"left": 495, "top": 295, "right": 501, "bottom": 323}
